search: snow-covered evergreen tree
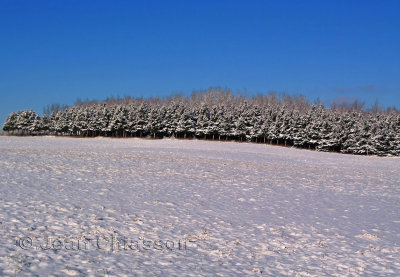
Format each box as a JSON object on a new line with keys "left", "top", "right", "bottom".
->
{"left": 2, "top": 88, "right": 399, "bottom": 156}
{"left": 2, "top": 112, "right": 18, "bottom": 134}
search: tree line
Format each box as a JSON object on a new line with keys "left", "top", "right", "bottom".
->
{"left": 2, "top": 88, "right": 400, "bottom": 156}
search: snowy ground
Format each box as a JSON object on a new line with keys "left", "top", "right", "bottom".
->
{"left": 0, "top": 136, "right": 399, "bottom": 276}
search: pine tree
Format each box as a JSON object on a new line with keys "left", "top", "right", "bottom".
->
{"left": 195, "top": 104, "right": 210, "bottom": 139}
{"left": 176, "top": 106, "right": 195, "bottom": 139}
{"left": 2, "top": 89, "right": 399, "bottom": 156}
{"left": 136, "top": 103, "right": 148, "bottom": 137}
{"left": 2, "top": 112, "right": 18, "bottom": 134}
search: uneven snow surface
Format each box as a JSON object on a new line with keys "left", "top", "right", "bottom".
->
{"left": 0, "top": 136, "right": 399, "bottom": 276}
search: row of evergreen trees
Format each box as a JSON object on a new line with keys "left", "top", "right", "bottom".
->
{"left": 2, "top": 89, "right": 400, "bottom": 156}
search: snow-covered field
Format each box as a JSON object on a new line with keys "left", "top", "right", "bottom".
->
{"left": 0, "top": 136, "right": 399, "bottom": 276}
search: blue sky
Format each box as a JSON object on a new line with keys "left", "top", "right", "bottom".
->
{"left": 1, "top": 0, "right": 399, "bottom": 123}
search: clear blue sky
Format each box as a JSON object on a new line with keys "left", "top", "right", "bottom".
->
{"left": 1, "top": 0, "right": 399, "bottom": 123}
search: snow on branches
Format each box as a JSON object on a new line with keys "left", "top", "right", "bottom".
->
{"left": 2, "top": 89, "right": 399, "bottom": 156}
